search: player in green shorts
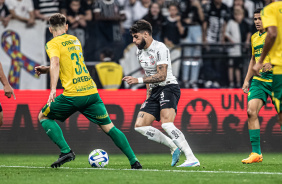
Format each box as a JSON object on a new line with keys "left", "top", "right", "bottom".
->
{"left": 35, "top": 13, "right": 141, "bottom": 169}
{"left": 253, "top": 0, "right": 282, "bottom": 126}
{"left": 241, "top": 9, "right": 273, "bottom": 164}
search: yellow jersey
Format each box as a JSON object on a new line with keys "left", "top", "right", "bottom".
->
{"left": 261, "top": 2, "right": 282, "bottom": 66}
{"left": 46, "top": 34, "right": 98, "bottom": 96}
{"left": 251, "top": 31, "right": 272, "bottom": 82}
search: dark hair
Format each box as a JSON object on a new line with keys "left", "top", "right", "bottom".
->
{"left": 168, "top": 3, "right": 179, "bottom": 10}
{"left": 49, "top": 13, "right": 67, "bottom": 29}
{"left": 130, "top": 20, "right": 152, "bottom": 36}
{"left": 71, "top": 0, "right": 80, "bottom": 3}
{"left": 101, "top": 48, "right": 114, "bottom": 59}
{"left": 254, "top": 8, "right": 263, "bottom": 15}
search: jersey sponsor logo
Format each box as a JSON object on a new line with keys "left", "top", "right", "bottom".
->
{"left": 68, "top": 46, "right": 81, "bottom": 52}
{"left": 61, "top": 39, "right": 80, "bottom": 47}
{"left": 75, "top": 83, "right": 96, "bottom": 92}
{"left": 73, "top": 76, "right": 92, "bottom": 84}
{"left": 156, "top": 51, "right": 161, "bottom": 61}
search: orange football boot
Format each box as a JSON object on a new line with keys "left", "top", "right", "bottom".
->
{"left": 242, "top": 153, "right": 263, "bottom": 164}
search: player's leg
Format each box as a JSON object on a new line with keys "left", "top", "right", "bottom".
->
{"left": 242, "top": 79, "right": 268, "bottom": 164}
{"left": 272, "top": 68, "right": 282, "bottom": 127}
{"left": 0, "top": 104, "right": 3, "bottom": 127}
{"left": 242, "top": 98, "right": 264, "bottom": 164}
{"left": 160, "top": 108, "right": 199, "bottom": 167}
{"left": 39, "top": 94, "right": 76, "bottom": 168}
{"left": 134, "top": 111, "right": 178, "bottom": 156}
{"left": 159, "top": 84, "right": 199, "bottom": 167}
{"left": 134, "top": 99, "right": 179, "bottom": 163}
{"left": 80, "top": 93, "right": 141, "bottom": 169}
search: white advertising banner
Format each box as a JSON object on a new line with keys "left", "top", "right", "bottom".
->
{"left": 0, "top": 20, "right": 47, "bottom": 89}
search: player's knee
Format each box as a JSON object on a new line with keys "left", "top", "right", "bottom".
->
{"left": 0, "top": 119, "right": 3, "bottom": 127}
{"left": 38, "top": 111, "right": 45, "bottom": 122}
{"left": 135, "top": 121, "right": 143, "bottom": 128}
{"left": 247, "top": 108, "right": 257, "bottom": 119}
{"left": 278, "top": 114, "right": 282, "bottom": 126}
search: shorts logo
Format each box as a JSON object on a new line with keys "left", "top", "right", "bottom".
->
{"left": 160, "top": 92, "right": 165, "bottom": 101}
{"left": 95, "top": 114, "right": 108, "bottom": 119}
{"left": 141, "top": 101, "right": 148, "bottom": 109}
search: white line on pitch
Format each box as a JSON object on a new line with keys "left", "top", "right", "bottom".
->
{"left": 1, "top": 165, "right": 282, "bottom": 175}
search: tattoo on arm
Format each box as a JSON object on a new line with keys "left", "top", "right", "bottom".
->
{"left": 143, "top": 64, "right": 168, "bottom": 83}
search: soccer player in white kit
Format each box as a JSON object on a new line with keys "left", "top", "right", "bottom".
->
{"left": 123, "top": 20, "right": 200, "bottom": 167}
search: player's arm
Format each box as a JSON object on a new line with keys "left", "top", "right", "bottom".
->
{"left": 9, "top": 9, "right": 30, "bottom": 23}
{"left": 0, "top": 63, "right": 15, "bottom": 99}
{"left": 48, "top": 57, "right": 60, "bottom": 106}
{"left": 122, "top": 64, "right": 168, "bottom": 85}
{"left": 35, "top": 66, "right": 50, "bottom": 76}
{"left": 253, "top": 26, "right": 277, "bottom": 76}
{"left": 242, "top": 55, "right": 255, "bottom": 94}
{"left": 259, "top": 26, "right": 277, "bottom": 64}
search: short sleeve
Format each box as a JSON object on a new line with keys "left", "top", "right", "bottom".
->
{"left": 6, "top": 0, "right": 16, "bottom": 10}
{"left": 46, "top": 41, "right": 60, "bottom": 59}
{"left": 156, "top": 45, "right": 169, "bottom": 65}
{"left": 27, "top": 0, "right": 34, "bottom": 12}
{"left": 261, "top": 5, "right": 277, "bottom": 29}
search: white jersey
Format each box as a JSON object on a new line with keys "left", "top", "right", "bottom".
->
{"left": 137, "top": 40, "right": 178, "bottom": 88}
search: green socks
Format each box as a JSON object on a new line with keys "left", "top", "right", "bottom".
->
{"left": 249, "top": 129, "right": 261, "bottom": 154}
{"left": 40, "top": 119, "right": 70, "bottom": 153}
{"left": 107, "top": 126, "right": 138, "bottom": 165}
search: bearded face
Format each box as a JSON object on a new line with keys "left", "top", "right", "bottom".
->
{"left": 137, "top": 37, "right": 147, "bottom": 50}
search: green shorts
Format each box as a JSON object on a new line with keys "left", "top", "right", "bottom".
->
{"left": 272, "top": 74, "right": 282, "bottom": 113}
{"left": 248, "top": 79, "right": 273, "bottom": 105}
{"left": 41, "top": 93, "right": 111, "bottom": 125}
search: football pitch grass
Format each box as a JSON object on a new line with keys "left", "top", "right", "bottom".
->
{"left": 1, "top": 153, "right": 282, "bottom": 184}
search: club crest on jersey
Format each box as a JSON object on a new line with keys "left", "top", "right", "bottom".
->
{"left": 149, "top": 55, "right": 156, "bottom": 65}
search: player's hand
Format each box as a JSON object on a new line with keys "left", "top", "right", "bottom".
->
{"left": 242, "top": 81, "right": 249, "bottom": 94}
{"left": 122, "top": 76, "right": 138, "bottom": 85}
{"left": 47, "top": 89, "right": 56, "bottom": 106}
{"left": 253, "top": 63, "right": 263, "bottom": 76}
{"left": 35, "top": 65, "right": 50, "bottom": 76}
{"left": 262, "top": 63, "right": 272, "bottom": 72}
{"left": 4, "top": 84, "right": 16, "bottom": 99}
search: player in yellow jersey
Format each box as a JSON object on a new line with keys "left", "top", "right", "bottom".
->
{"left": 35, "top": 13, "right": 142, "bottom": 169}
{"left": 253, "top": 0, "right": 282, "bottom": 126}
{"left": 241, "top": 9, "right": 273, "bottom": 164}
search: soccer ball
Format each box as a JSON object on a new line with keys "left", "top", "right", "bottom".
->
{"left": 88, "top": 149, "right": 109, "bottom": 168}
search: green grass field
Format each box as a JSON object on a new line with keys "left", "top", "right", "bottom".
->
{"left": 1, "top": 153, "right": 282, "bottom": 184}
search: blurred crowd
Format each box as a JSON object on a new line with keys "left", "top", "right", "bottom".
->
{"left": 0, "top": 0, "right": 271, "bottom": 89}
